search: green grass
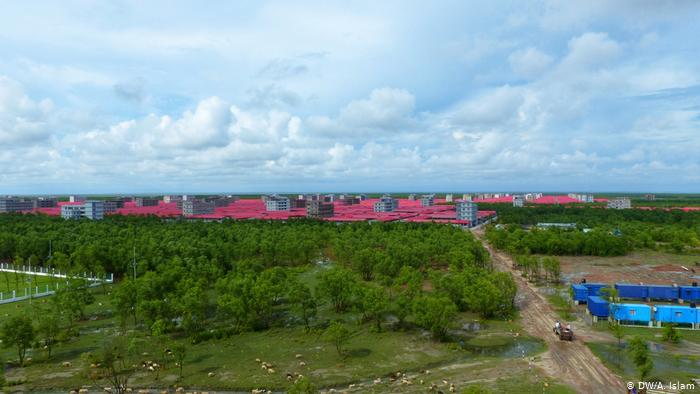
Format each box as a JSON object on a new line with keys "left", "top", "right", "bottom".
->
{"left": 0, "top": 274, "right": 557, "bottom": 392}
{"left": 590, "top": 321, "right": 700, "bottom": 345}
{"left": 0, "top": 271, "right": 58, "bottom": 299}
{"left": 545, "top": 287, "right": 576, "bottom": 322}
{"left": 587, "top": 342, "right": 700, "bottom": 389}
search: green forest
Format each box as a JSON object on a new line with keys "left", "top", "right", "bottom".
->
{"left": 482, "top": 205, "right": 700, "bottom": 256}
{"left": 0, "top": 214, "right": 518, "bottom": 391}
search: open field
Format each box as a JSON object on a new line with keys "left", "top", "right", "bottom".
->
{"left": 556, "top": 251, "right": 700, "bottom": 286}
{"left": 0, "top": 270, "right": 562, "bottom": 393}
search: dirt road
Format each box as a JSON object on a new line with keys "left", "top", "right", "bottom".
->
{"left": 473, "top": 230, "right": 625, "bottom": 394}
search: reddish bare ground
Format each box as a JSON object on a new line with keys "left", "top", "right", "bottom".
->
{"left": 473, "top": 230, "right": 625, "bottom": 394}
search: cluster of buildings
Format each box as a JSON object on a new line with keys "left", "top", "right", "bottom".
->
{"left": 0, "top": 197, "right": 58, "bottom": 213}
{"left": 607, "top": 197, "right": 632, "bottom": 210}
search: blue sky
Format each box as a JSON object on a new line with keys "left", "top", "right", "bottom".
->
{"left": 1, "top": 1, "right": 699, "bottom": 194}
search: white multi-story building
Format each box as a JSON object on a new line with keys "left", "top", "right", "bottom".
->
{"left": 61, "top": 205, "right": 83, "bottom": 220}
{"left": 265, "top": 195, "right": 290, "bottom": 211}
{"left": 607, "top": 197, "right": 631, "bottom": 210}
{"left": 445, "top": 193, "right": 453, "bottom": 203}
{"left": 513, "top": 195, "right": 524, "bottom": 207}
{"left": 182, "top": 199, "right": 215, "bottom": 216}
{"left": 373, "top": 195, "right": 399, "bottom": 212}
{"left": 69, "top": 195, "right": 85, "bottom": 203}
{"left": 83, "top": 201, "right": 105, "bottom": 220}
{"left": 568, "top": 193, "right": 594, "bottom": 203}
{"left": 61, "top": 201, "right": 104, "bottom": 220}
{"left": 420, "top": 194, "right": 435, "bottom": 207}
{"left": 455, "top": 200, "right": 478, "bottom": 224}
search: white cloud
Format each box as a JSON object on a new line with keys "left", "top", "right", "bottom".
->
{"left": 509, "top": 47, "right": 554, "bottom": 78}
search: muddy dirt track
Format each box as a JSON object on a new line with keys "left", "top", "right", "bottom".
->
{"left": 473, "top": 230, "right": 626, "bottom": 394}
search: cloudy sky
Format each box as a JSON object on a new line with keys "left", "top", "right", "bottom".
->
{"left": 1, "top": 1, "right": 699, "bottom": 194}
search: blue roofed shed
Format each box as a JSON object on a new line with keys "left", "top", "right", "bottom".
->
{"left": 679, "top": 286, "right": 700, "bottom": 302}
{"left": 654, "top": 305, "right": 697, "bottom": 325}
{"left": 587, "top": 296, "right": 610, "bottom": 318}
{"left": 615, "top": 283, "right": 648, "bottom": 300}
{"left": 647, "top": 285, "right": 679, "bottom": 301}
{"left": 610, "top": 303, "right": 652, "bottom": 323}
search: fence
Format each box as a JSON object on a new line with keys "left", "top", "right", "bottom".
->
{"left": 0, "top": 263, "right": 113, "bottom": 305}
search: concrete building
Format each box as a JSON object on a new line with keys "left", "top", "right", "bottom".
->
{"left": 0, "top": 198, "right": 35, "bottom": 213}
{"left": 306, "top": 200, "right": 334, "bottom": 218}
{"left": 373, "top": 195, "right": 399, "bottom": 212}
{"left": 291, "top": 198, "right": 307, "bottom": 209}
{"left": 83, "top": 201, "right": 105, "bottom": 220}
{"left": 568, "top": 193, "right": 594, "bottom": 203}
{"left": 420, "top": 194, "right": 435, "bottom": 207}
{"left": 462, "top": 194, "right": 473, "bottom": 201}
{"left": 69, "top": 195, "right": 85, "bottom": 203}
{"left": 445, "top": 193, "right": 453, "bottom": 203}
{"left": 265, "top": 195, "right": 290, "bottom": 211}
{"left": 182, "top": 199, "right": 215, "bottom": 216}
{"left": 607, "top": 197, "right": 632, "bottom": 210}
{"left": 341, "top": 196, "right": 361, "bottom": 205}
{"left": 408, "top": 194, "right": 417, "bottom": 201}
{"left": 134, "top": 197, "right": 159, "bottom": 207}
{"left": 513, "top": 195, "right": 524, "bottom": 207}
{"left": 163, "top": 195, "right": 183, "bottom": 204}
{"left": 103, "top": 200, "right": 118, "bottom": 213}
{"left": 455, "top": 200, "right": 478, "bottom": 224}
{"left": 62, "top": 201, "right": 104, "bottom": 220}
{"left": 33, "top": 197, "right": 58, "bottom": 208}
{"left": 644, "top": 194, "right": 656, "bottom": 201}
{"left": 357, "top": 194, "right": 367, "bottom": 201}
{"left": 205, "top": 195, "right": 239, "bottom": 207}
{"left": 61, "top": 205, "right": 83, "bottom": 220}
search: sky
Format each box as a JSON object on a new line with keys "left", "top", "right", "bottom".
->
{"left": 1, "top": 0, "right": 699, "bottom": 194}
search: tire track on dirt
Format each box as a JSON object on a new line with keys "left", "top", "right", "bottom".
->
{"left": 473, "top": 230, "right": 625, "bottom": 394}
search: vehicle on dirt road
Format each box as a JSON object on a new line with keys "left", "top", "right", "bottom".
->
{"left": 553, "top": 324, "right": 574, "bottom": 341}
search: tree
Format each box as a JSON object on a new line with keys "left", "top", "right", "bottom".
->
{"left": 627, "top": 337, "right": 653, "bottom": 381}
{"left": 172, "top": 342, "right": 187, "bottom": 380}
{"left": 87, "top": 336, "right": 138, "bottom": 394}
{"left": 323, "top": 321, "right": 350, "bottom": 358}
{"left": 114, "top": 278, "right": 139, "bottom": 327}
{"left": 663, "top": 324, "right": 680, "bottom": 344}
{"left": 608, "top": 320, "right": 624, "bottom": 348}
{"left": 288, "top": 376, "right": 317, "bottom": 394}
{"left": 361, "top": 286, "right": 388, "bottom": 332}
{"left": 412, "top": 295, "right": 457, "bottom": 340}
{"left": 0, "top": 315, "right": 35, "bottom": 366}
{"left": 317, "top": 268, "right": 357, "bottom": 313}
{"left": 288, "top": 281, "right": 317, "bottom": 331}
{"left": 34, "top": 304, "right": 61, "bottom": 359}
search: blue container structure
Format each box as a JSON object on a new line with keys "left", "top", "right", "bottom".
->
{"left": 583, "top": 283, "right": 608, "bottom": 297}
{"left": 647, "top": 285, "right": 680, "bottom": 301}
{"left": 679, "top": 286, "right": 700, "bottom": 302}
{"left": 572, "top": 284, "right": 589, "bottom": 303}
{"left": 587, "top": 296, "right": 610, "bottom": 318}
{"left": 654, "top": 305, "right": 697, "bottom": 325}
{"left": 610, "top": 303, "right": 652, "bottom": 323}
{"left": 615, "top": 283, "right": 648, "bottom": 300}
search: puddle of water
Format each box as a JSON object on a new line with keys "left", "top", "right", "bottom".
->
{"left": 458, "top": 336, "right": 544, "bottom": 358}
{"left": 592, "top": 343, "right": 700, "bottom": 379}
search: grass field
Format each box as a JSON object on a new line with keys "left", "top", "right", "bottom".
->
{"left": 0, "top": 263, "right": 573, "bottom": 393}
{"left": 0, "top": 271, "right": 58, "bottom": 298}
